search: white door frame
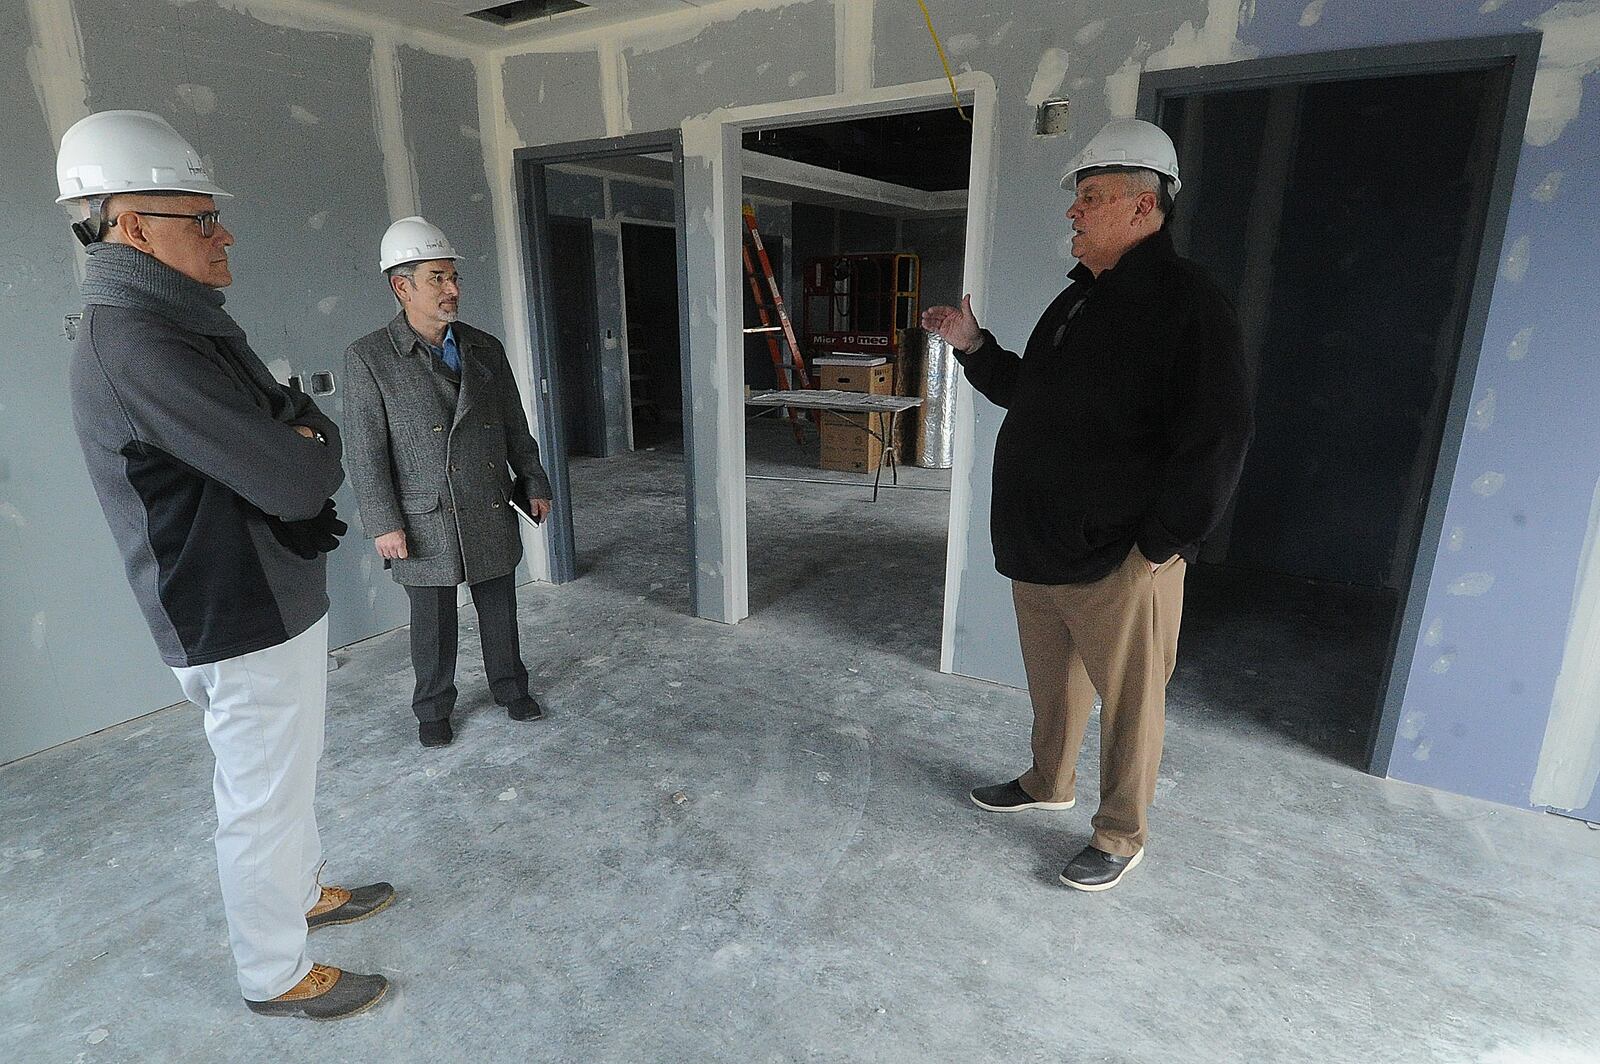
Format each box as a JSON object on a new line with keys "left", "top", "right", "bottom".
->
{"left": 681, "top": 72, "right": 998, "bottom": 671}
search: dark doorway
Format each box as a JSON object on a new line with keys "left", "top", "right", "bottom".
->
{"left": 548, "top": 216, "right": 605, "bottom": 458}
{"left": 1142, "top": 40, "right": 1535, "bottom": 769}
{"left": 620, "top": 223, "right": 683, "bottom": 450}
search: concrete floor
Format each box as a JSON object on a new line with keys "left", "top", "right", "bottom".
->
{"left": 5, "top": 419, "right": 1600, "bottom": 1063}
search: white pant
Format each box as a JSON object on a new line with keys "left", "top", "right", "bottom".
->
{"left": 171, "top": 616, "right": 328, "bottom": 1001}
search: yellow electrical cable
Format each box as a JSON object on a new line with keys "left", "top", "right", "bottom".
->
{"left": 916, "top": 0, "right": 972, "bottom": 124}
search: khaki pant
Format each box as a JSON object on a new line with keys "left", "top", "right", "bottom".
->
{"left": 1013, "top": 549, "right": 1186, "bottom": 857}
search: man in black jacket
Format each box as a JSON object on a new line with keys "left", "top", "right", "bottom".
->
{"left": 923, "top": 118, "right": 1254, "bottom": 892}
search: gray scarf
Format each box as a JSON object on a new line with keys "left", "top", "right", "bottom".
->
{"left": 81, "top": 242, "right": 245, "bottom": 338}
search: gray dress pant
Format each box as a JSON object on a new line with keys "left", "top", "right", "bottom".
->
{"left": 404, "top": 572, "right": 529, "bottom": 723}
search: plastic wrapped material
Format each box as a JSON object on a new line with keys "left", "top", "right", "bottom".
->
{"left": 909, "top": 329, "right": 957, "bottom": 469}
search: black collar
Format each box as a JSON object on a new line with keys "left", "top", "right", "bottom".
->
{"left": 1069, "top": 226, "right": 1176, "bottom": 288}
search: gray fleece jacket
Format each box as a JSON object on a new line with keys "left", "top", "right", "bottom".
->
{"left": 70, "top": 256, "right": 344, "bottom": 667}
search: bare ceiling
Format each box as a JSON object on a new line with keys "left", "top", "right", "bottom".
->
{"left": 309, "top": 0, "right": 709, "bottom": 48}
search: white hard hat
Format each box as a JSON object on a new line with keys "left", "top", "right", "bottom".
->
{"left": 1060, "top": 118, "right": 1182, "bottom": 196}
{"left": 380, "top": 216, "right": 461, "bottom": 273}
{"left": 55, "top": 110, "right": 232, "bottom": 203}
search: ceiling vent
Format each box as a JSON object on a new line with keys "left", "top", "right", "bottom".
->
{"left": 466, "top": 0, "right": 589, "bottom": 27}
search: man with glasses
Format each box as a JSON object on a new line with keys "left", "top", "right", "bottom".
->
{"left": 58, "top": 110, "right": 392, "bottom": 1017}
{"left": 342, "top": 217, "right": 554, "bottom": 748}
{"left": 922, "top": 118, "right": 1254, "bottom": 892}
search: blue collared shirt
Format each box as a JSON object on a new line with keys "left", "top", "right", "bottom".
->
{"left": 431, "top": 325, "right": 461, "bottom": 374}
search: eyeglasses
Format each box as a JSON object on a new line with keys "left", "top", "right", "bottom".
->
{"left": 117, "top": 209, "right": 223, "bottom": 238}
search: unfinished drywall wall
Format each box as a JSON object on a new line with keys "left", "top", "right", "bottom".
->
{"left": 400, "top": 45, "right": 505, "bottom": 343}
{"left": 2, "top": 0, "right": 178, "bottom": 765}
{"left": 624, "top": 3, "right": 839, "bottom": 133}
{"left": 76, "top": 0, "right": 412, "bottom": 657}
{"left": 492, "top": 0, "right": 1600, "bottom": 812}
{"left": 1232, "top": 2, "right": 1600, "bottom": 808}
{"left": 2, "top": 0, "right": 503, "bottom": 764}
{"left": 502, "top": 50, "right": 608, "bottom": 146}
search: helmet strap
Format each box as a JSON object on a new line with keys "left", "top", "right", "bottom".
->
{"left": 70, "top": 197, "right": 110, "bottom": 247}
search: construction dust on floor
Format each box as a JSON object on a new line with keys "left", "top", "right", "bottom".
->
{"left": 4, "top": 438, "right": 1598, "bottom": 1062}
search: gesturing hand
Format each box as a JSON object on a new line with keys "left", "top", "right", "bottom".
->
{"left": 920, "top": 294, "right": 981, "bottom": 351}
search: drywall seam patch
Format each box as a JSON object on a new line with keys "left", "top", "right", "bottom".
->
{"left": 24, "top": 0, "right": 90, "bottom": 282}
{"left": 24, "top": 0, "right": 89, "bottom": 146}
{"left": 475, "top": 50, "right": 551, "bottom": 580}
{"left": 1524, "top": 2, "right": 1600, "bottom": 147}
{"left": 598, "top": 38, "right": 630, "bottom": 137}
{"left": 371, "top": 33, "right": 420, "bottom": 222}
{"left": 1146, "top": 0, "right": 1260, "bottom": 72}
{"left": 1103, "top": 0, "right": 1257, "bottom": 117}
{"left": 836, "top": 0, "right": 875, "bottom": 94}
{"left": 199, "top": 0, "right": 482, "bottom": 59}
{"left": 494, "top": 0, "right": 803, "bottom": 60}
{"left": 1026, "top": 48, "right": 1071, "bottom": 108}
{"left": 1531, "top": 476, "right": 1600, "bottom": 810}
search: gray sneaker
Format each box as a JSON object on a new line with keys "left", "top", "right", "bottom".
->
{"left": 245, "top": 964, "right": 388, "bottom": 1020}
{"left": 306, "top": 882, "right": 396, "bottom": 932}
{"left": 970, "top": 777, "right": 1075, "bottom": 812}
{"left": 1060, "top": 845, "right": 1144, "bottom": 892}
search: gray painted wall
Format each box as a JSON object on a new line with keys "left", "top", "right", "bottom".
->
{"left": 493, "top": 0, "right": 1600, "bottom": 813}
{"left": 503, "top": 50, "right": 606, "bottom": 147}
{"left": 0, "top": 1, "right": 178, "bottom": 765}
{"left": 400, "top": 46, "right": 505, "bottom": 344}
{"left": 2, "top": 0, "right": 502, "bottom": 764}
{"left": 622, "top": 2, "right": 837, "bottom": 133}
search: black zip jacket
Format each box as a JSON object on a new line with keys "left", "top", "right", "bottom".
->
{"left": 955, "top": 227, "right": 1254, "bottom": 585}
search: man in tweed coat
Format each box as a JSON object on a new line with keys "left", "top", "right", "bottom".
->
{"left": 343, "top": 216, "right": 553, "bottom": 748}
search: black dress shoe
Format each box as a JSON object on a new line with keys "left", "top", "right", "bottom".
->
{"left": 506, "top": 697, "right": 544, "bottom": 722}
{"left": 1060, "top": 844, "right": 1143, "bottom": 892}
{"left": 970, "top": 777, "right": 1075, "bottom": 812}
{"left": 418, "top": 719, "right": 453, "bottom": 747}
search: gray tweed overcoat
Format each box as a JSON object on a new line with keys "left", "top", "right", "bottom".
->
{"left": 342, "top": 313, "right": 552, "bottom": 587}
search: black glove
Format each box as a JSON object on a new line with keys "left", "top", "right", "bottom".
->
{"left": 263, "top": 499, "right": 348, "bottom": 560}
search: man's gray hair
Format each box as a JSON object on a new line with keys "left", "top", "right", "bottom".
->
{"left": 1120, "top": 168, "right": 1175, "bottom": 218}
{"left": 386, "top": 262, "right": 419, "bottom": 282}
{"left": 1084, "top": 165, "right": 1176, "bottom": 219}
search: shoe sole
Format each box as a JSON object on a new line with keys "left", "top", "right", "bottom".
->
{"left": 1060, "top": 848, "right": 1143, "bottom": 892}
{"left": 307, "top": 889, "right": 397, "bottom": 932}
{"left": 970, "top": 794, "right": 1075, "bottom": 813}
{"left": 245, "top": 980, "right": 389, "bottom": 1021}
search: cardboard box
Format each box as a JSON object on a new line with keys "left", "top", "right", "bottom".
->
{"left": 816, "top": 362, "right": 893, "bottom": 394}
{"left": 814, "top": 361, "right": 893, "bottom": 473}
{"left": 820, "top": 418, "right": 883, "bottom": 473}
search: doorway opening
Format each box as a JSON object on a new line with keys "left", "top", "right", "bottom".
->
{"left": 735, "top": 106, "right": 972, "bottom": 666}
{"left": 621, "top": 223, "right": 683, "bottom": 450}
{"left": 517, "top": 136, "right": 694, "bottom": 608}
{"left": 1138, "top": 36, "right": 1539, "bottom": 770}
